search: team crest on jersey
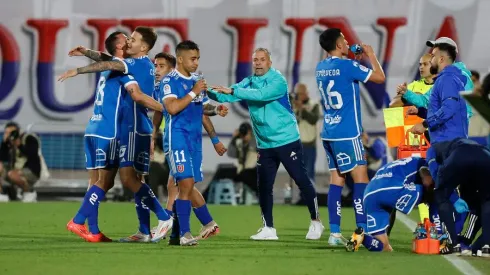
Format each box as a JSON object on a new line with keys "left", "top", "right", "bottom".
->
{"left": 177, "top": 164, "right": 185, "bottom": 173}
{"left": 125, "top": 58, "right": 135, "bottom": 65}
{"left": 162, "top": 77, "right": 170, "bottom": 83}
{"left": 163, "top": 84, "right": 171, "bottom": 95}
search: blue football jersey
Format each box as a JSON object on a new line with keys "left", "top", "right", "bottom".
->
{"left": 315, "top": 56, "right": 373, "bottom": 140}
{"left": 161, "top": 70, "right": 204, "bottom": 152}
{"left": 85, "top": 70, "right": 125, "bottom": 138}
{"left": 371, "top": 157, "right": 427, "bottom": 186}
{"left": 119, "top": 56, "right": 155, "bottom": 135}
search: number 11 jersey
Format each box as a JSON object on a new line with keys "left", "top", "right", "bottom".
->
{"left": 315, "top": 56, "right": 372, "bottom": 140}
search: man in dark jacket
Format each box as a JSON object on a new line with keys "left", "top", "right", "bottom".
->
{"left": 410, "top": 37, "right": 470, "bottom": 254}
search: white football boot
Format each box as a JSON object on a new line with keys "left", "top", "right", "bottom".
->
{"left": 120, "top": 231, "right": 151, "bottom": 243}
{"left": 151, "top": 218, "right": 173, "bottom": 243}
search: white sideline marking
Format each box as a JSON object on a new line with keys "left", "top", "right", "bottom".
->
{"left": 396, "top": 213, "right": 482, "bottom": 275}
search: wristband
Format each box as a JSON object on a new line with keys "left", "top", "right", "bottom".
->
{"left": 211, "top": 136, "right": 220, "bottom": 145}
{"left": 188, "top": 91, "right": 197, "bottom": 99}
{"left": 422, "top": 120, "right": 428, "bottom": 128}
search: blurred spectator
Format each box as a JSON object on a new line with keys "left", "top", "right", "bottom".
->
{"left": 228, "top": 122, "right": 258, "bottom": 195}
{"left": 0, "top": 122, "right": 43, "bottom": 202}
{"left": 292, "top": 83, "right": 320, "bottom": 183}
{"left": 390, "top": 53, "right": 435, "bottom": 108}
{"left": 470, "top": 70, "right": 480, "bottom": 89}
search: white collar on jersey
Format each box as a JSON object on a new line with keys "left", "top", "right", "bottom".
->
{"left": 175, "top": 69, "right": 193, "bottom": 80}
{"left": 134, "top": 55, "right": 149, "bottom": 59}
{"left": 329, "top": 56, "right": 340, "bottom": 59}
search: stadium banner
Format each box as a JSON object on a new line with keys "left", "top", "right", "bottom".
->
{"left": 0, "top": 0, "right": 487, "bottom": 171}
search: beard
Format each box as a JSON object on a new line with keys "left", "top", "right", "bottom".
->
{"left": 430, "top": 63, "right": 439, "bottom": 75}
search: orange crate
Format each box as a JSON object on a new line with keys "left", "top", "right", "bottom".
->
{"left": 397, "top": 131, "right": 430, "bottom": 159}
{"left": 412, "top": 218, "right": 440, "bottom": 255}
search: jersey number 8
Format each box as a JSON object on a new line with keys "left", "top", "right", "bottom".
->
{"left": 319, "top": 80, "right": 343, "bottom": 109}
{"left": 95, "top": 76, "right": 106, "bottom": 106}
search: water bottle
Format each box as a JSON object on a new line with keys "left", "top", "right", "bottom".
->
{"left": 429, "top": 225, "right": 438, "bottom": 239}
{"left": 350, "top": 44, "right": 363, "bottom": 55}
{"left": 196, "top": 71, "right": 206, "bottom": 98}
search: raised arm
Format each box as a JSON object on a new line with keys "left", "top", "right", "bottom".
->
{"left": 163, "top": 79, "right": 206, "bottom": 115}
{"left": 68, "top": 46, "right": 113, "bottom": 62}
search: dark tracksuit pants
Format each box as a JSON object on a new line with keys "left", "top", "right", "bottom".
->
{"left": 257, "top": 139, "right": 319, "bottom": 228}
{"left": 435, "top": 144, "right": 490, "bottom": 247}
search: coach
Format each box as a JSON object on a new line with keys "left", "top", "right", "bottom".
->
{"left": 208, "top": 48, "right": 323, "bottom": 241}
{"left": 410, "top": 37, "right": 470, "bottom": 254}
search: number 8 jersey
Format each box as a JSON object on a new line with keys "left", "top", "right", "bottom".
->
{"left": 85, "top": 69, "right": 129, "bottom": 138}
{"left": 315, "top": 56, "right": 373, "bottom": 140}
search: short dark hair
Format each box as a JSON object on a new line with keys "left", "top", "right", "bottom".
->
{"left": 135, "top": 26, "right": 157, "bottom": 51}
{"left": 5, "top": 121, "right": 19, "bottom": 130}
{"left": 154, "top": 52, "right": 176, "bottom": 68}
{"left": 175, "top": 40, "right": 200, "bottom": 56}
{"left": 433, "top": 43, "right": 457, "bottom": 62}
{"left": 105, "top": 31, "right": 124, "bottom": 56}
{"left": 470, "top": 70, "right": 480, "bottom": 81}
{"left": 319, "top": 28, "right": 342, "bottom": 52}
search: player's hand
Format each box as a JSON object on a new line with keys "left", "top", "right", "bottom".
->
{"left": 453, "top": 198, "right": 469, "bottom": 213}
{"left": 211, "top": 85, "right": 233, "bottom": 94}
{"left": 396, "top": 82, "right": 408, "bottom": 95}
{"left": 406, "top": 106, "right": 418, "bottom": 116}
{"left": 217, "top": 104, "right": 229, "bottom": 117}
{"left": 192, "top": 79, "right": 207, "bottom": 96}
{"left": 213, "top": 142, "right": 227, "bottom": 156}
{"left": 409, "top": 123, "right": 426, "bottom": 135}
{"left": 360, "top": 43, "right": 375, "bottom": 56}
{"left": 68, "top": 46, "right": 87, "bottom": 57}
{"left": 57, "top": 69, "right": 78, "bottom": 82}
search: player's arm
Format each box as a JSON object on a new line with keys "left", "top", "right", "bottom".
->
{"left": 152, "top": 111, "right": 163, "bottom": 139}
{"left": 163, "top": 80, "right": 206, "bottom": 115}
{"left": 119, "top": 76, "right": 163, "bottom": 112}
{"left": 359, "top": 44, "right": 385, "bottom": 84}
{"left": 68, "top": 46, "right": 113, "bottom": 62}
{"left": 202, "top": 115, "right": 227, "bottom": 156}
{"left": 58, "top": 60, "right": 126, "bottom": 82}
{"left": 423, "top": 79, "right": 461, "bottom": 129}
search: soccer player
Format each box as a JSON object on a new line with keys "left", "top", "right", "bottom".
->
{"left": 315, "top": 28, "right": 385, "bottom": 245}
{"left": 209, "top": 48, "right": 322, "bottom": 241}
{"left": 425, "top": 138, "right": 490, "bottom": 256}
{"left": 160, "top": 40, "right": 214, "bottom": 246}
{"left": 150, "top": 52, "right": 228, "bottom": 241}
{"left": 345, "top": 157, "right": 467, "bottom": 252}
{"left": 59, "top": 27, "right": 173, "bottom": 242}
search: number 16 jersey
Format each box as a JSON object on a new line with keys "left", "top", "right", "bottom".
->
{"left": 315, "top": 56, "right": 373, "bottom": 140}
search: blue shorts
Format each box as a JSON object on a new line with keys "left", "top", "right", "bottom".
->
{"left": 323, "top": 137, "right": 366, "bottom": 173}
{"left": 84, "top": 136, "right": 118, "bottom": 169}
{"left": 166, "top": 131, "right": 203, "bottom": 183}
{"left": 364, "top": 178, "right": 422, "bottom": 234}
{"left": 119, "top": 130, "right": 151, "bottom": 175}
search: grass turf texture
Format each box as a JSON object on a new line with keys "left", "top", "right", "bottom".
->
{"left": 0, "top": 203, "right": 488, "bottom": 275}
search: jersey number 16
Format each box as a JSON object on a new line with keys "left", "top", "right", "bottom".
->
{"left": 319, "top": 80, "right": 343, "bottom": 110}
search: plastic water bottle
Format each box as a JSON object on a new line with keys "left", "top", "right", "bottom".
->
{"left": 429, "top": 225, "right": 438, "bottom": 239}
{"left": 350, "top": 44, "right": 363, "bottom": 55}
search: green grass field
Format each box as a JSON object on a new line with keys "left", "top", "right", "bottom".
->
{"left": 0, "top": 202, "right": 488, "bottom": 275}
